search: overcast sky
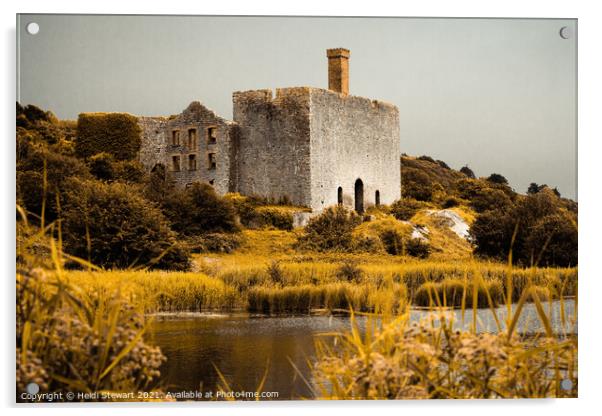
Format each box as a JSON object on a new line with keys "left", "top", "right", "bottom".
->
{"left": 17, "top": 15, "right": 577, "bottom": 200}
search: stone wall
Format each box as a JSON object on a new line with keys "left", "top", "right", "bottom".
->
{"left": 138, "top": 102, "right": 237, "bottom": 195}
{"left": 137, "top": 86, "right": 400, "bottom": 213}
{"left": 232, "top": 88, "right": 313, "bottom": 207}
{"left": 309, "top": 88, "right": 401, "bottom": 212}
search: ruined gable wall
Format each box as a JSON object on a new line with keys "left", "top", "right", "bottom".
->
{"left": 232, "top": 88, "right": 312, "bottom": 206}
{"left": 138, "top": 102, "right": 236, "bottom": 195}
{"left": 309, "top": 88, "right": 401, "bottom": 211}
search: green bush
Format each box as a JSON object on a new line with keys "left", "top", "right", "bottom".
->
{"left": 470, "top": 188, "right": 577, "bottom": 266}
{"left": 524, "top": 212, "right": 578, "bottom": 267}
{"left": 162, "top": 182, "right": 240, "bottom": 236}
{"left": 246, "top": 206, "right": 294, "bottom": 230}
{"left": 76, "top": 112, "right": 141, "bottom": 160}
{"left": 454, "top": 178, "right": 487, "bottom": 200}
{"left": 186, "top": 232, "right": 244, "bottom": 254}
{"left": 406, "top": 238, "right": 431, "bottom": 259}
{"left": 61, "top": 178, "right": 190, "bottom": 270}
{"left": 336, "top": 260, "right": 363, "bottom": 283}
{"left": 89, "top": 152, "right": 116, "bottom": 181}
{"left": 297, "top": 205, "right": 362, "bottom": 252}
{"left": 460, "top": 165, "right": 476, "bottom": 178}
{"left": 401, "top": 168, "right": 433, "bottom": 201}
{"left": 390, "top": 198, "right": 426, "bottom": 221}
{"left": 469, "top": 188, "right": 513, "bottom": 213}
{"left": 89, "top": 152, "right": 147, "bottom": 183}
{"left": 16, "top": 138, "right": 91, "bottom": 222}
{"left": 442, "top": 196, "right": 461, "bottom": 208}
{"left": 486, "top": 173, "right": 509, "bottom": 185}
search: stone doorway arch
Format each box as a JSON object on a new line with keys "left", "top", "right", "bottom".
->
{"left": 354, "top": 179, "right": 364, "bottom": 213}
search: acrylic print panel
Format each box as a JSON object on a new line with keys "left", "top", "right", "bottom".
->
{"left": 16, "top": 14, "right": 577, "bottom": 402}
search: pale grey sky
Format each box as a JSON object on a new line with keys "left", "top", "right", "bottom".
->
{"left": 17, "top": 15, "right": 577, "bottom": 200}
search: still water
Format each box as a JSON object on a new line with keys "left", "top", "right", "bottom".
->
{"left": 147, "top": 299, "right": 576, "bottom": 400}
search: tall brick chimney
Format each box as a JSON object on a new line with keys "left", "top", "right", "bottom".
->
{"left": 327, "top": 48, "right": 350, "bottom": 95}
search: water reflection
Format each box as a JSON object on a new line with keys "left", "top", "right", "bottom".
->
{"left": 147, "top": 299, "right": 576, "bottom": 400}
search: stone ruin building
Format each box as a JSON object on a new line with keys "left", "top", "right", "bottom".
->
{"left": 137, "top": 48, "right": 401, "bottom": 214}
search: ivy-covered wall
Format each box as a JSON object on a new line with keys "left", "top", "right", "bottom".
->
{"left": 76, "top": 113, "right": 141, "bottom": 160}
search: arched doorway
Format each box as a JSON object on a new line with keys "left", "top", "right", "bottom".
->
{"left": 375, "top": 190, "right": 380, "bottom": 206}
{"left": 354, "top": 179, "right": 364, "bottom": 213}
{"left": 337, "top": 187, "right": 343, "bottom": 205}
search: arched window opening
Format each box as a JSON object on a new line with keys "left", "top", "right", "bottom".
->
{"left": 375, "top": 190, "right": 380, "bottom": 206}
{"left": 354, "top": 179, "right": 364, "bottom": 214}
{"left": 337, "top": 187, "right": 343, "bottom": 205}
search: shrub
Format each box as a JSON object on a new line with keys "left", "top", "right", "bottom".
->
{"left": 17, "top": 267, "right": 166, "bottom": 400}
{"left": 379, "top": 229, "right": 405, "bottom": 255}
{"left": 470, "top": 188, "right": 578, "bottom": 266}
{"left": 246, "top": 206, "right": 294, "bottom": 230}
{"left": 417, "top": 155, "right": 436, "bottom": 163}
{"left": 61, "top": 178, "right": 190, "bottom": 270}
{"left": 436, "top": 160, "right": 450, "bottom": 169}
{"left": 486, "top": 173, "right": 509, "bottom": 185}
{"left": 162, "top": 182, "right": 240, "bottom": 236}
{"left": 352, "top": 216, "right": 412, "bottom": 255}
{"left": 390, "top": 198, "right": 426, "bottom": 221}
{"left": 469, "top": 188, "right": 513, "bottom": 213}
{"left": 89, "top": 153, "right": 147, "bottom": 183}
{"left": 186, "top": 232, "right": 244, "bottom": 253}
{"left": 297, "top": 205, "right": 362, "bottom": 252}
{"left": 406, "top": 238, "right": 431, "bottom": 258}
{"left": 460, "top": 165, "right": 476, "bottom": 179}
{"left": 113, "top": 159, "right": 147, "bottom": 183}
{"left": 442, "top": 196, "right": 461, "bottom": 208}
{"left": 76, "top": 112, "right": 141, "bottom": 160}
{"left": 454, "top": 178, "right": 486, "bottom": 200}
{"left": 401, "top": 168, "right": 433, "bottom": 201}
{"left": 524, "top": 212, "right": 578, "bottom": 267}
{"left": 16, "top": 139, "right": 91, "bottom": 222}
{"left": 267, "top": 261, "right": 285, "bottom": 286}
{"left": 89, "top": 152, "right": 116, "bottom": 181}
{"left": 336, "top": 260, "right": 363, "bottom": 283}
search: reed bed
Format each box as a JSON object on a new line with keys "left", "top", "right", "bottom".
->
{"left": 66, "top": 271, "right": 240, "bottom": 312}
{"left": 247, "top": 282, "right": 407, "bottom": 315}
{"left": 62, "top": 258, "right": 576, "bottom": 314}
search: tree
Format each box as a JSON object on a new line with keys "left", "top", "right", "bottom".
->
{"left": 470, "top": 188, "right": 577, "bottom": 266}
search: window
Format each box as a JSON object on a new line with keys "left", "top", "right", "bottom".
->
{"left": 172, "top": 155, "right": 180, "bottom": 172}
{"left": 207, "top": 127, "right": 217, "bottom": 144}
{"left": 188, "top": 154, "right": 197, "bottom": 171}
{"left": 171, "top": 130, "right": 180, "bottom": 146}
{"left": 337, "top": 187, "right": 343, "bottom": 205}
{"left": 375, "top": 190, "right": 381, "bottom": 206}
{"left": 188, "top": 128, "right": 197, "bottom": 148}
{"left": 208, "top": 153, "right": 217, "bottom": 170}
{"left": 209, "top": 180, "right": 215, "bottom": 186}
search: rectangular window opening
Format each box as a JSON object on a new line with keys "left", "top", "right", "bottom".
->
{"left": 208, "top": 152, "right": 216, "bottom": 170}
{"left": 207, "top": 127, "right": 217, "bottom": 144}
{"left": 171, "top": 130, "right": 180, "bottom": 146}
{"left": 172, "top": 155, "right": 180, "bottom": 172}
{"left": 188, "top": 128, "right": 197, "bottom": 148}
{"left": 188, "top": 154, "right": 197, "bottom": 171}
